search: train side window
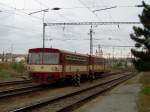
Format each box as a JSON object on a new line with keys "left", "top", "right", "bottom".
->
{"left": 66, "top": 55, "right": 88, "bottom": 65}
{"left": 29, "top": 53, "right": 42, "bottom": 64}
{"left": 43, "top": 53, "right": 59, "bottom": 64}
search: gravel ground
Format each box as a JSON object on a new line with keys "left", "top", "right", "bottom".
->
{"left": 74, "top": 73, "right": 142, "bottom": 112}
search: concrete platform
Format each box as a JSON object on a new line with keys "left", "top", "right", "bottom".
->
{"left": 74, "top": 73, "right": 142, "bottom": 112}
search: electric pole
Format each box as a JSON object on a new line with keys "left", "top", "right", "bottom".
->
{"left": 28, "top": 8, "right": 61, "bottom": 48}
{"left": 90, "top": 25, "right": 94, "bottom": 55}
{"left": 2, "top": 50, "right": 4, "bottom": 63}
{"left": 45, "top": 22, "right": 140, "bottom": 55}
{"left": 11, "top": 44, "right": 13, "bottom": 62}
{"left": 98, "top": 44, "right": 103, "bottom": 57}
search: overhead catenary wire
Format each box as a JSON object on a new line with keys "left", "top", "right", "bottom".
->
{"left": 0, "top": 23, "right": 41, "bottom": 33}
{"left": 94, "top": 45, "right": 134, "bottom": 48}
{"left": 10, "top": 3, "right": 145, "bottom": 10}
{"left": 0, "top": 9, "right": 42, "bottom": 21}
{"left": 0, "top": 1, "right": 144, "bottom": 22}
{"left": 99, "top": 1, "right": 117, "bottom": 37}
{"left": 77, "top": 0, "right": 102, "bottom": 21}
{"left": 33, "top": 0, "right": 49, "bottom": 9}
{"left": 45, "top": 22, "right": 141, "bottom": 26}
{"left": 0, "top": 2, "right": 43, "bottom": 21}
{"left": 0, "top": 1, "right": 48, "bottom": 35}
{"left": 7, "top": 5, "right": 143, "bottom": 11}
{"left": 0, "top": 0, "right": 143, "bottom": 55}
{"left": 93, "top": 6, "right": 117, "bottom": 12}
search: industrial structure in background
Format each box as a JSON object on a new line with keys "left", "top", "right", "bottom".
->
{"left": 43, "top": 22, "right": 140, "bottom": 56}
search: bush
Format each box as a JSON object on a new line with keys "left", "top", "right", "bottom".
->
{"left": 0, "top": 69, "right": 12, "bottom": 80}
{"left": 0, "top": 63, "right": 9, "bottom": 70}
{"left": 133, "top": 60, "right": 150, "bottom": 71}
{"left": 142, "top": 87, "right": 150, "bottom": 96}
{"left": 138, "top": 72, "right": 150, "bottom": 112}
{"left": 11, "top": 62, "right": 26, "bottom": 73}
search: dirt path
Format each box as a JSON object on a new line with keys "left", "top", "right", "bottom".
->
{"left": 74, "top": 73, "right": 142, "bottom": 112}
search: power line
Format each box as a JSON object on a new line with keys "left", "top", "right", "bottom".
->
{"left": 0, "top": 9, "right": 41, "bottom": 21}
{"left": 28, "top": 8, "right": 49, "bottom": 15}
{"left": 94, "top": 45, "right": 134, "bottom": 48}
{"left": 45, "top": 22, "right": 141, "bottom": 26}
{"left": 98, "top": 1, "right": 117, "bottom": 40}
{"left": 45, "top": 38, "right": 104, "bottom": 41}
{"left": 45, "top": 21, "right": 140, "bottom": 55}
{"left": 0, "top": 1, "right": 144, "bottom": 22}
{"left": 0, "top": 2, "right": 42, "bottom": 21}
{"left": 93, "top": 6, "right": 117, "bottom": 12}
{"left": 0, "top": 23, "right": 40, "bottom": 33}
{"left": 77, "top": 0, "right": 101, "bottom": 21}
{"left": 33, "top": 0, "right": 49, "bottom": 8}
{"left": 6, "top": 5, "right": 143, "bottom": 11}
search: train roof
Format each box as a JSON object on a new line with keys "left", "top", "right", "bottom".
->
{"left": 29, "top": 48, "right": 89, "bottom": 57}
{"left": 29, "top": 48, "right": 59, "bottom": 53}
{"left": 29, "top": 48, "right": 104, "bottom": 58}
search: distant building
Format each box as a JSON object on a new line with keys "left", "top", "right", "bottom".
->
{"left": 0, "top": 53, "right": 27, "bottom": 63}
{"left": 15, "top": 56, "right": 26, "bottom": 62}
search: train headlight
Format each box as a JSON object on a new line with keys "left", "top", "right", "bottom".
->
{"left": 55, "top": 67, "right": 58, "bottom": 71}
{"left": 51, "top": 67, "right": 59, "bottom": 71}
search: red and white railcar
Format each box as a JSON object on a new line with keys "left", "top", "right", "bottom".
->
{"left": 27, "top": 48, "right": 105, "bottom": 84}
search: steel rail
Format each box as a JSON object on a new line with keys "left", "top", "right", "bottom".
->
{"left": 58, "top": 74, "right": 134, "bottom": 112}
{"left": 0, "top": 83, "right": 42, "bottom": 99}
{"left": 0, "top": 80, "right": 32, "bottom": 86}
{"left": 9, "top": 72, "right": 135, "bottom": 112}
{"left": 0, "top": 72, "right": 120, "bottom": 99}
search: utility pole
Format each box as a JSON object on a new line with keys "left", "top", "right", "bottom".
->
{"left": 11, "top": 44, "right": 13, "bottom": 62}
{"left": 28, "top": 8, "right": 61, "bottom": 48}
{"left": 98, "top": 44, "right": 100, "bottom": 55}
{"left": 42, "top": 9, "right": 48, "bottom": 48}
{"left": 89, "top": 25, "right": 94, "bottom": 55}
{"left": 98, "top": 44, "right": 103, "bottom": 57}
{"left": 45, "top": 22, "right": 140, "bottom": 55}
{"left": 2, "top": 51, "right": 4, "bottom": 63}
{"left": 112, "top": 47, "right": 115, "bottom": 65}
{"left": 43, "top": 22, "right": 46, "bottom": 48}
{"left": 120, "top": 48, "right": 123, "bottom": 59}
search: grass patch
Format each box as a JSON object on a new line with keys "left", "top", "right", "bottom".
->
{"left": 0, "top": 62, "right": 27, "bottom": 80}
{"left": 138, "top": 94, "right": 150, "bottom": 112}
{"left": 0, "top": 69, "right": 13, "bottom": 80}
{"left": 142, "top": 87, "right": 150, "bottom": 96}
{"left": 11, "top": 62, "right": 26, "bottom": 73}
{"left": 138, "top": 72, "right": 150, "bottom": 112}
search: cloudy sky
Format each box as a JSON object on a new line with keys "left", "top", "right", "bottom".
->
{"left": 0, "top": 0, "right": 149, "bottom": 57}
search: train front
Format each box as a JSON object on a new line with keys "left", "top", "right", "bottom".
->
{"left": 27, "top": 48, "right": 62, "bottom": 83}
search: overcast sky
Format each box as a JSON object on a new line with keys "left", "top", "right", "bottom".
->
{"left": 0, "top": 0, "right": 149, "bottom": 57}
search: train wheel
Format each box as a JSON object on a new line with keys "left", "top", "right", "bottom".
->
{"left": 89, "top": 74, "right": 95, "bottom": 81}
{"left": 73, "top": 75, "right": 80, "bottom": 86}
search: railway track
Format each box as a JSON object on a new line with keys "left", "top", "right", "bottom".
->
{"left": 0, "top": 83, "right": 43, "bottom": 99}
{"left": 0, "top": 72, "right": 122, "bottom": 99}
{"left": 0, "top": 80, "right": 31, "bottom": 86}
{"left": 8, "top": 72, "right": 135, "bottom": 112}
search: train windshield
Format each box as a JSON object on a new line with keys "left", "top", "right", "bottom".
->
{"left": 28, "top": 53, "right": 59, "bottom": 64}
